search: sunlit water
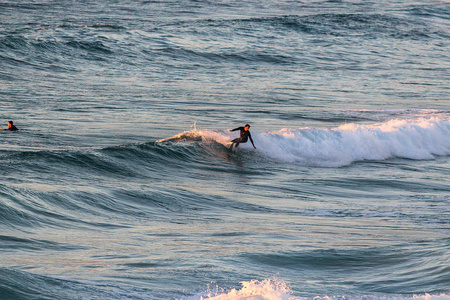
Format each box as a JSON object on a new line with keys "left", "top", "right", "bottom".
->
{"left": 1, "top": 0, "right": 449, "bottom": 299}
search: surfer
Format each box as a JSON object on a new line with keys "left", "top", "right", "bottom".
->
{"left": 229, "top": 124, "right": 256, "bottom": 150}
{"left": 0, "top": 121, "right": 18, "bottom": 131}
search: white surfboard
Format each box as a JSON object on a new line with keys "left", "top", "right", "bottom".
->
{"left": 226, "top": 142, "right": 236, "bottom": 152}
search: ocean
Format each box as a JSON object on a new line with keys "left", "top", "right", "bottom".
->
{"left": 0, "top": 0, "right": 449, "bottom": 299}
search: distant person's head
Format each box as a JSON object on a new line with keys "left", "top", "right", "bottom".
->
{"left": 244, "top": 124, "right": 250, "bottom": 131}
{"left": 8, "top": 121, "right": 13, "bottom": 128}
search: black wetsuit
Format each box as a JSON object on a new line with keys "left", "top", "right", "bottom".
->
{"left": 1, "top": 125, "right": 18, "bottom": 131}
{"left": 230, "top": 127, "right": 255, "bottom": 148}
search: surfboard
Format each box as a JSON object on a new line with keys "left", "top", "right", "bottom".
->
{"left": 226, "top": 142, "right": 236, "bottom": 152}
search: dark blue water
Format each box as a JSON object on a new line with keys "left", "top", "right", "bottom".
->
{"left": 1, "top": 1, "right": 449, "bottom": 299}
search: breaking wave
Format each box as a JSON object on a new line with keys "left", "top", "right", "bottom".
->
{"left": 158, "top": 116, "right": 450, "bottom": 167}
{"left": 192, "top": 278, "right": 450, "bottom": 300}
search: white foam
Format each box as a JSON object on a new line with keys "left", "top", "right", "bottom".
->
{"left": 198, "top": 278, "right": 294, "bottom": 300}
{"left": 256, "top": 117, "right": 450, "bottom": 167}
{"left": 190, "top": 278, "right": 450, "bottom": 300}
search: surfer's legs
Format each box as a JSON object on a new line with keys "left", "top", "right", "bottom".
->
{"left": 231, "top": 138, "right": 240, "bottom": 147}
{"left": 231, "top": 138, "right": 238, "bottom": 149}
{"left": 231, "top": 137, "right": 244, "bottom": 150}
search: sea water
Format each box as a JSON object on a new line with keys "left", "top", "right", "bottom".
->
{"left": 0, "top": 0, "right": 449, "bottom": 299}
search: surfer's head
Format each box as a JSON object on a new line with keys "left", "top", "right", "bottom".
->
{"left": 8, "top": 121, "right": 13, "bottom": 128}
{"left": 244, "top": 124, "right": 250, "bottom": 131}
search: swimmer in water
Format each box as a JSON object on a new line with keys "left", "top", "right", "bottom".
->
{"left": 0, "top": 121, "right": 19, "bottom": 131}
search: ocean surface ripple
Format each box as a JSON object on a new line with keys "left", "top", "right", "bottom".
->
{"left": 0, "top": 0, "right": 449, "bottom": 299}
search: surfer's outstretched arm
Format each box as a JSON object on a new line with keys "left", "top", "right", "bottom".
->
{"left": 230, "top": 127, "right": 241, "bottom": 132}
{"left": 249, "top": 133, "right": 256, "bottom": 149}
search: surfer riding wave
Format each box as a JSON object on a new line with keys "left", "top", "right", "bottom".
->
{"left": 229, "top": 124, "right": 257, "bottom": 150}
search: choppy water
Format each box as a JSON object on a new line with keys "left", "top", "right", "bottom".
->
{"left": 1, "top": 0, "right": 449, "bottom": 299}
